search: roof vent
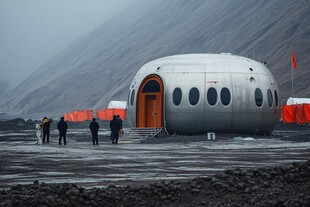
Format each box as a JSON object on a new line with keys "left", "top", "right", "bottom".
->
{"left": 261, "top": 61, "right": 267, "bottom": 65}
{"left": 221, "top": 53, "right": 232, "bottom": 55}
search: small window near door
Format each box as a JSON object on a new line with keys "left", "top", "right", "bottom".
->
{"left": 142, "top": 80, "right": 160, "bottom": 92}
{"left": 189, "top": 87, "right": 199, "bottom": 106}
{"left": 173, "top": 88, "right": 182, "bottom": 106}
{"left": 130, "top": 89, "right": 135, "bottom": 107}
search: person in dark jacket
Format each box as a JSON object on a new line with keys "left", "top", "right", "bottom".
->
{"left": 57, "top": 117, "right": 68, "bottom": 145}
{"left": 116, "top": 115, "right": 124, "bottom": 137}
{"left": 42, "top": 117, "right": 51, "bottom": 143}
{"left": 110, "top": 115, "right": 120, "bottom": 144}
{"left": 89, "top": 118, "right": 99, "bottom": 145}
{"left": 116, "top": 115, "right": 123, "bottom": 128}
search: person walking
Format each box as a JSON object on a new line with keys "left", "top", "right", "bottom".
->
{"left": 116, "top": 115, "right": 124, "bottom": 137}
{"left": 42, "top": 117, "right": 51, "bottom": 143}
{"left": 89, "top": 118, "right": 99, "bottom": 145}
{"left": 57, "top": 117, "right": 68, "bottom": 145}
{"left": 110, "top": 115, "right": 120, "bottom": 144}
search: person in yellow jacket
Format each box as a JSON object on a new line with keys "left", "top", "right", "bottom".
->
{"left": 41, "top": 117, "right": 51, "bottom": 143}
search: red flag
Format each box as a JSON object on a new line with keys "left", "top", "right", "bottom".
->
{"left": 291, "top": 52, "right": 297, "bottom": 69}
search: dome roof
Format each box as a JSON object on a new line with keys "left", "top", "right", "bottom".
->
{"left": 136, "top": 53, "right": 271, "bottom": 75}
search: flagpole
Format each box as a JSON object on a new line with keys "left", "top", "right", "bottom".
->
{"left": 291, "top": 51, "right": 298, "bottom": 98}
{"left": 291, "top": 51, "right": 294, "bottom": 98}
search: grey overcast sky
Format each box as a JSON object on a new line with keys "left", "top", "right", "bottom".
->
{"left": 0, "top": 0, "right": 130, "bottom": 92}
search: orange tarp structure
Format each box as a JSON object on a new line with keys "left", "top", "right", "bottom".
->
{"left": 64, "top": 110, "right": 93, "bottom": 122}
{"left": 282, "top": 105, "right": 295, "bottom": 123}
{"left": 295, "top": 104, "right": 305, "bottom": 124}
{"left": 305, "top": 104, "right": 310, "bottom": 123}
{"left": 64, "top": 108, "right": 126, "bottom": 122}
{"left": 96, "top": 108, "right": 126, "bottom": 120}
{"left": 77, "top": 110, "right": 93, "bottom": 122}
{"left": 64, "top": 112, "right": 77, "bottom": 122}
{"left": 64, "top": 113, "right": 70, "bottom": 121}
{"left": 282, "top": 104, "right": 310, "bottom": 124}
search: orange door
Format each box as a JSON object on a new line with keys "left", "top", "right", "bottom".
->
{"left": 137, "top": 75, "right": 164, "bottom": 128}
{"left": 146, "top": 95, "right": 157, "bottom": 127}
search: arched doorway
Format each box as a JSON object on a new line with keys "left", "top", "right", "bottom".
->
{"left": 137, "top": 75, "right": 164, "bottom": 128}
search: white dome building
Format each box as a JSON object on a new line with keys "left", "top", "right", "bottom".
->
{"left": 126, "top": 54, "right": 281, "bottom": 135}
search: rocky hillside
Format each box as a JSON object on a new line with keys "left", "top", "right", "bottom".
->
{"left": 1, "top": 0, "right": 309, "bottom": 117}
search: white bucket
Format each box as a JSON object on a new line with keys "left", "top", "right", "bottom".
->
{"left": 207, "top": 132, "right": 215, "bottom": 140}
{"left": 36, "top": 129, "right": 43, "bottom": 144}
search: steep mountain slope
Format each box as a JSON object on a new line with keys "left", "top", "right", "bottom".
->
{"left": 1, "top": 0, "right": 309, "bottom": 117}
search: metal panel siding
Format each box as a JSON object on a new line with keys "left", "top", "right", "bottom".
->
{"left": 204, "top": 70, "right": 233, "bottom": 131}
{"left": 126, "top": 54, "right": 280, "bottom": 135}
{"left": 162, "top": 64, "right": 205, "bottom": 134}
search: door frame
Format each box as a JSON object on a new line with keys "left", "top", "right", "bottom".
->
{"left": 136, "top": 75, "right": 164, "bottom": 128}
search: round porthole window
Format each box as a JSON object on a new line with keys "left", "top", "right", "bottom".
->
{"left": 173, "top": 88, "right": 182, "bottom": 106}
{"left": 127, "top": 90, "right": 131, "bottom": 104}
{"left": 267, "top": 89, "right": 273, "bottom": 107}
{"left": 189, "top": 87, "right": 199, "bottom": 106}
{"left": 130, "top": 89, "right": 135, "bottom": 107}
{"left": 207, "top": 87, "right": 217, "bottom": 106}
{"left": 274, "top": 90, "right": 279, "bottom": 108}
{"left": 220, "top": 87, "right": 231, "bottom": 106}
{"left": 255, "top": 88, "right": 263, "bottom": 107}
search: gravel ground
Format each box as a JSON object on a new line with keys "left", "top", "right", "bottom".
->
{"left": 1, "top": 119, "right": 310, "bottom": 206}
{"left": 1, "top": 160, "right": 310, "bottom": 207}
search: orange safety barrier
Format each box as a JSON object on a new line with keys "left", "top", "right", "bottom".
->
{"left": 96, "top": 108, "right": 126, "bottom": 120}
{"left": 304, "top": 104, "right": 310, "bottom": 123}
{"left": 295, "top": 104, "right": 305, "bottom": 124}
{"left": 77, "top": 110, "right": 93, "bottom": 122}
{"left": 65, "top": 109, "right": 126, "bottom": 122}
{"left": 68, "top": 111, "right": 77, "bottom": 122}
{"left": 64, "top": 110, "right": 93, "bottom": 122}
{"left": 114, "top": 109, "right": 126, "bottom": 119}
{"left": 105, "top": 109, "right": 114, "bottom": 120}
{"left": 282, "top": 105, "right": 295, "bottom": 123}
{"left": 64, "top": 113, "right": 71, "bottom": 122}
{"left": 64, "top": 111, "right": 75, "bottom": 122}
{"left": 96, "top": 110, "right": 106, "bottom": 120}
{"left": 282, "top": 104, "right": 310, "bottom": 124}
